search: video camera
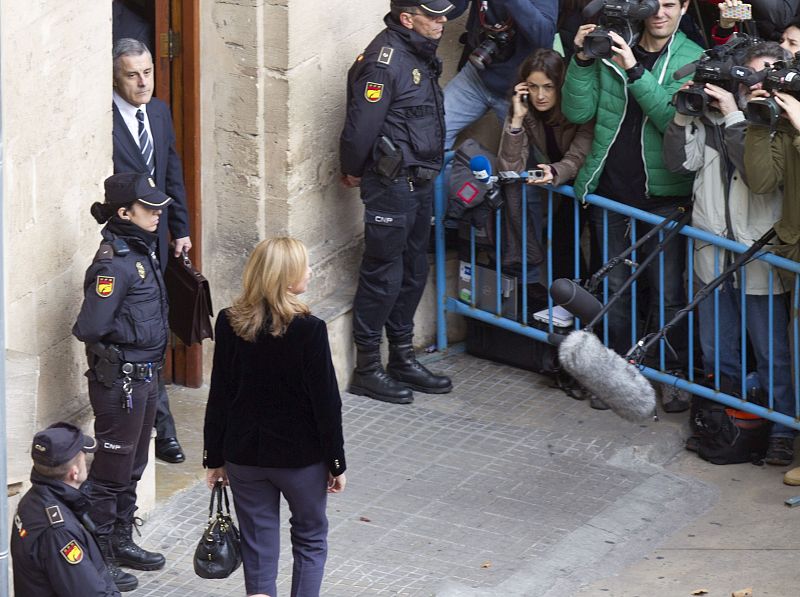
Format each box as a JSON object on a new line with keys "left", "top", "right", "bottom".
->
{"left": 581, "top": 0, "right": 659, "bottom": 60}
{"left": 746, "top": 52, "right": 800, "bottom": 128}
{"left": 673, "top": 34, "right": 762, "bottom": 117}
{"left": 468, "top": 2, "right": 515, "bottom": 70}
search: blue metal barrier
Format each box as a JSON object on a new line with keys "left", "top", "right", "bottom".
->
{"left": 434, "top": 151, "right": 800, "bottom": 431}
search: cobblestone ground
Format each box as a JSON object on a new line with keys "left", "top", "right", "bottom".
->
{"left": 133, "top": 350, "right": 708, "bottom": 596}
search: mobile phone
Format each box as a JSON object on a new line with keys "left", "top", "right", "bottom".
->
{"left": 527, "top": 169, "right": 545, "bottom": 180}
{"left": 520, "top": 92, "right": 529, "bottom": 105}
{"left": 720, "top": 3, "right": 751, "bottom": 21}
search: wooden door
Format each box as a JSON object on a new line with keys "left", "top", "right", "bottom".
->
{"left": 154, "top": 0, "right": 203, "bottom": 387}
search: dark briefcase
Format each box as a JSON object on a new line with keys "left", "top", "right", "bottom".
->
{"left": 164, "top": 251, "right": 214, "bottom": 345}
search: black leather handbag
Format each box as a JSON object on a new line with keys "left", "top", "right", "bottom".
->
{"left": 193, "top": 480, "right": 242, "bottom": 579}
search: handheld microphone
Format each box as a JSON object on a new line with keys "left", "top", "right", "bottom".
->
{"left": 469, "top": 155, "right": 496, "bottom": 184}
{"left": 550, "top": 279, "right": 603, "bottom": 323}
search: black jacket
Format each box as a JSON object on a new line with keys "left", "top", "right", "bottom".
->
{"left": 11, "top": 472, "right": 119, "bottom": 597}
{"left": 73, "top": 222, "right": 169, "bottom": 364}
{"left": 113, "top": 97, "right": 191, "bottom": 271}
{"left": 340, "top": 14, "right": 445, "bottom": 177}
{"left": 203, "top": 310, "right": 346, "bottom": 476}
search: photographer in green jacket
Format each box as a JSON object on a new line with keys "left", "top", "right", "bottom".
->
{"left": 561, "top": 0, "right": 703, "bottom": 412}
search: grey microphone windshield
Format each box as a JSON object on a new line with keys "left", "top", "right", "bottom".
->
{"left": 558, "top": 331, "right": 656, "bottom": 422}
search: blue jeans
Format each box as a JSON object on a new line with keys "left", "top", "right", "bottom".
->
{"left": 697, "top": 281, "right": 796, "bottom": 438}
{"left": 443, "top": 63, "right": 510, "bottom": 150}
{"left": 589, "top": 204, "right": 689, "bottom": 371}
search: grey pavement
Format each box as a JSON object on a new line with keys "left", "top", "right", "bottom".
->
{"left": 131, "top": 349, "right": 800, "bottom": 597}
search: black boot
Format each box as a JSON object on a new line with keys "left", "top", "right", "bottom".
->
{"left": 350, "top": 348, "right": 414, "bottom": 404}
{"left": 96, "top": 534, "right": 139, "bottom": 592}
{"left": 387, "top": 342, "right": 452, "bottom": 394}
{"left": 111, "top": 518, "right": 166, "bottom": 571}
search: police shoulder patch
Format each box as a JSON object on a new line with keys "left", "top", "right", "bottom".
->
{"left": 60, "top": 539, "right": 84, "bottom": 565}
{"left": 377, "top": 46, "right": 394, "bottom": 66}
{"left": 93, "top": 243, "right": 114, "bottom": 263}
{"left": 365, "top": 82, "right": 384, "bottom": 103}
{"left": 96, "top": 276, "right": 115, "bottom": 298}
{"left": 45, "top": 505, "right": 64, "bottom": 526}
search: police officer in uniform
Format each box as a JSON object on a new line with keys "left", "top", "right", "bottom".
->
{"left": 72, "top": 172, "right": 170, "bottom": 591}
{"left": 340, "top": 0, "right": 455, "bottom": 404}
{"left": 11, "top": 422, "right": 120, "bottom": 596}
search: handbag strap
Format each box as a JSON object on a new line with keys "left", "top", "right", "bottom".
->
{"left": 208, "top": 480, "right": 221, "bottom": 519}
{"left": 209, "top": 480, "right": 233, "bottom": 519}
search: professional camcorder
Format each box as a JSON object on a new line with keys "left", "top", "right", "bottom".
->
{"left": 468, "top": 2, "right": 515, "bottom": 70}
{"left": 673, "top": 34, "right": 762, "bottom": 116}
{"left": 746, "top": 52, "right": 800, "bottom": 127}
{"left": 581, "top": 0, "right": 659, "bottom": 60}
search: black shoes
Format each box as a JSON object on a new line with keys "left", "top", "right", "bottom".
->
{"left": 765, "top": 436, "right": 795, "bottom": 466}
{"left": 155, "top": 437, "right": 185, "bottom": 463}
{"left": 387, "top": 343, "right": 453, "bottom": 394}
{"left": 112, "top": 519, "right": 166, "bottom": 571}
{"left": 96, "top": 535, "right": 139, "bottom": 592}
{"left": 350, "top": 349, "right": 413, "bottom": 404}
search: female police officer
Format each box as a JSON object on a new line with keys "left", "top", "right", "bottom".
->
{"left": 72, "top": 172, "right": 170, "bottom": 592}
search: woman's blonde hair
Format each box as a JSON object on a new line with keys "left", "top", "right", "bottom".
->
{"left": 228, "top": 237, "right": 311, "bottom": 341}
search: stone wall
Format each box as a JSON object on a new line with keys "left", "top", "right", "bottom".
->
{"left": 2, "top": 1, "right": 112, "bottom": 485}
{"left": 201, "top": 2, "right": 471, "bottom": 386}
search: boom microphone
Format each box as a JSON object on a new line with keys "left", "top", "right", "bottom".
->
{"left": 672, "top": 60, "right": 699, "bottom": 81}
{"left": 582, "top": 0, "right": 606, "bottom": 18}
{"left": 558, "top": 331, "right": 656, "bottom": 422}
{"left": 550, "top": 278, "right": 603, "bottom": 323}
{"left": 469, "top": 155, "right": 494, "bottom": 184}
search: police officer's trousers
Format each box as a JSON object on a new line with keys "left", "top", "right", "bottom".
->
{"left": 85, "top": 372, "right": 158, "bottom": 536}
{"left": 353, "top": 172, "right": 434, "bottom": 348}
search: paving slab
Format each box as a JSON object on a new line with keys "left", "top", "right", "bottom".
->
{"left": 129, "top": 350, "right": 798, "bottom": 597}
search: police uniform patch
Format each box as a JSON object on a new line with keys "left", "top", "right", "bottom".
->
{"left": 365, "top": 82, "right": 384, "bottom": 103}
{"left": 60, "top": 540, "right": 84, "bottom": 565}
{"left": 46, "top": 505, "right": 64, "bottom": 525}
{"left": 14, "top": 514, "right": 27, "bottom": 538}
{"left": 96, "top": 276, "right": 115, "bottom": 297}
{"left": 377, "top": 46, "right": 394, "bottom": 65}
{"left": 136, "top": 262, "right": 146, "bottom": 279}
{"left": 412, "top": 68, "right": 421, "bottom": 85}
{"left": 148, "top": 177, "right": 156, "bottom": 187}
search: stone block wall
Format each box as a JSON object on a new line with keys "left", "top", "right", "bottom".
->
{"left": 2, "top": 1, "right": 112, "bottom": 483}
{"left": 201, "top": 3, "right": 474, "bottom": 386}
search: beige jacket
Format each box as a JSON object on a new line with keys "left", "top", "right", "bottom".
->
{"left": 496, "top": 112, "right": 594, "bottom": 269}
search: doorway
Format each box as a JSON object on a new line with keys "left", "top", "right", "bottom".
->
{"left": 113, "top": 0, "right": 203, "bottom": 387}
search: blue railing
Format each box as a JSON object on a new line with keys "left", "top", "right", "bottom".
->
{"left": 434, "top": 151, "right": 800, "bottom": 430}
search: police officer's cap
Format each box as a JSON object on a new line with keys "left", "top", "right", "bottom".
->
{"left": 31, "top": 422, "right": 98, "bottom": 467}
{"left": 104, "top": 172, "right": 173, "bottom": 210}
{"left": 392, "top": 0, "right": 454, "bottom": 17}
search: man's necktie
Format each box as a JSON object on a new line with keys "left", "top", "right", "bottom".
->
{"left": 136, "top": 109, "right": 155, "bottom": 176}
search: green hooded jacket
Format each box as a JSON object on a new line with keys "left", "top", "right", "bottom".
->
{"left": 561, "top": 30, "right": 702, "bottom": 202}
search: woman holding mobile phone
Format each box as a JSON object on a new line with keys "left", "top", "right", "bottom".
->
{"left": 497, "top": 48, "right": 595, "bottom": 281}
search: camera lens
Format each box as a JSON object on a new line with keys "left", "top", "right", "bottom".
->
{"left": 746, "top": 98, "right": 781, "bottom": 128}
{"left": 584, "top": 31, "right": 613, "bottom": 60}
{"left": 469, "top": 39, "right": 498, "bottom": 70}
{"left": 675, "top": 88, "right": 707, "bottom": 116}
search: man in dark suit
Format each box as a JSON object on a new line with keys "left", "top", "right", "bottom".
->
{"left": 112, "top": 37, "right": 191, "bottom": 464}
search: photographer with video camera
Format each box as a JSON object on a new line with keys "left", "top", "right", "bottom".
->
{"left": 443, "top": 0, "right": 558, "bottom": 149}
{"left": 561, "top": 0, "right": 703, "bottom": 411}
{"left": 663, "top": 41, "right": 797, "bottom": 465}
{"left": 744, "top": 49, "right": 800, "bottom": 272}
